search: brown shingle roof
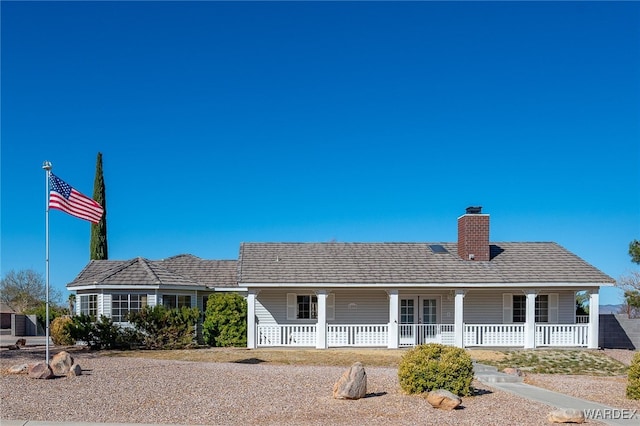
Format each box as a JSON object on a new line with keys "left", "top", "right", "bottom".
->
{"left": 67, "top": 255, "right": 237, "bottom": 288}
{"left": 237, "top": 242, "right": 614, "bottom": 285}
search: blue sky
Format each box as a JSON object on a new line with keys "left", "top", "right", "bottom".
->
{"left": 2, "top": 1, "right": 638, "bottom": 306}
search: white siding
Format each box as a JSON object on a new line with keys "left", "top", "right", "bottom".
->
{"left": 333, "top": 290, "right": 388, "bottom": 324}
{"left": 100, "top": 293, "right": 111, "bottom": 318}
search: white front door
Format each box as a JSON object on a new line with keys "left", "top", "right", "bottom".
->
{"left": 399, "top": 298, "right": 417, "bottom": 345}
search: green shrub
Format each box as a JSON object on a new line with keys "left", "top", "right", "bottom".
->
{"left": 67, "top": 314, "right": 127, "bottom": 350}
{"left": 627, "top": 352, "right": 640, "bottom": 399}
{"left": 203, "top": 293, "right": 247, "bottom": 347}
{"left": 24, "top": 302, "right": 67, "bottom": 330}
{"left": 50, "top": 316, "right": 75, "bottom": 345}
{"left": 398, "top": 343, "right": 474, "bottom": 396}
{"left": 128, "top": 305, "right": 200, "bottom": 349}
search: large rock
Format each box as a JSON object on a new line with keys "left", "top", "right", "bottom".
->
{"left": 425, "top": 389, "right": 462, "bottom": 410}
{"left": 548, "top": 409, "right": 585, "bottom": 424}
{"left": 28, "top": 362, "right": 54, "bottom": 380}
{"left": 333, "top": 362, "right": 367, "bottom": 400}
{"left": 67, "top": 363, "right": 82, "bottom": 377}
{"left": 50, "top": 351, "right": 74, "bottom": 376}
{"left": 7, "top": 363, "right": 29, "bottom": 374}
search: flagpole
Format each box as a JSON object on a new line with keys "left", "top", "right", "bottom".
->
{"left": 42, "top": 161, "right": 52, "bottom": 363}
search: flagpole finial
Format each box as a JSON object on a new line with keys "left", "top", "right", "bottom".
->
{"left": 42, "top": 161, "right": 52, "bottom": 171}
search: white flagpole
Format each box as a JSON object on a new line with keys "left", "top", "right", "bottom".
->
{"left": 42, "top": 161, "right": 52, "bottom": 363}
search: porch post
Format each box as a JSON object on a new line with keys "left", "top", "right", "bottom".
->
{"left": 454, "top": 290, "right": 465, "bottom": 348}
{"left": 588, "top": 289, "right": 599, "bottom": 349}
{"left": 316, "top": 290, "right": 327, "bottom": 349}
{"left": 247, "top": 290, "right": 256, "bottom": 349}
{"left": 524, "top": 290, "right": 537, "bottom": 349}
{"left": 388, "top": 290, "right": 399, "bottom": 349}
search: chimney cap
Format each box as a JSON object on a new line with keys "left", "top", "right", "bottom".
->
{"left": 465, "top": 206, "right": 482, "bottom": 214}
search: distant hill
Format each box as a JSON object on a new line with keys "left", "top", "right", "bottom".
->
{"left": 600, "top": 304, "right": 624, "bottom": 314}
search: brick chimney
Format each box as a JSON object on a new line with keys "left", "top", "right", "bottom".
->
{"left": 457, "top": 206, "right": 490, "bottom": 261}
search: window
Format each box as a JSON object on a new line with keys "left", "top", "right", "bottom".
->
{"left": 297, "top": 295, "right": 318, "bottom": 319}
{"left": 111, "top": 294, "right": 147, "bottom": 322}
{"left": 163, "top": 294, "right": 191, "bottom": 309}
{"left": 287, "top": 293, "right": 335, "bottom": 321}
{"left": 80, "top": 294, "right": 98, "bottom": 317}
{"left": 512, "top": 294, "right": 549, "bottom": 323}
{"left": 513, "top": 295, "right": 526, "bottom": 323}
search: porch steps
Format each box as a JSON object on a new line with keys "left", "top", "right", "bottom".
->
{"left": 473, "top": 362, "right": 524, "bottom": 383}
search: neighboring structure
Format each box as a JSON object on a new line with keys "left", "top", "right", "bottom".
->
{"left": 67, "top": 207, "right": 615, "bottom": 350}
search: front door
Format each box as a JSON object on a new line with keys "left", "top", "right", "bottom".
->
{"left": 399, "top": 297, "right": 439, "bottom": 345}
{"left": 399, "top": 298, "right": 416, "bottom": 345}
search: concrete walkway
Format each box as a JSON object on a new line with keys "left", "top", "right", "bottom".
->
{"left": 474, "top": 363, "right": 640, "bottom": 426}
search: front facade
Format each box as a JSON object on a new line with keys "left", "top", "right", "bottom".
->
{"left": 67, "top": 208, "right": 615, "bottom": 350}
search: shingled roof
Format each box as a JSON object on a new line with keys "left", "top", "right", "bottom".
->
{"left": 67, "top": 255, "right": 237, "bottom": 288}
{"left": 237, "top": 242, "right": 615, "bottom": 285}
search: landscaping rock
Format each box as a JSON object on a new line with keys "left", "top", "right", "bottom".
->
{"left": 547, "top": 408, "right": 585, "bottom": 424}
{"left": 67, "top": 363, "right": 82, "bottom": 377}
{"left": 503, "top": 367, "right": 524, "bottom": 376}
{"left": 28, "top": 362, "right": 54, "bottom": 380}
{"left": 15, "top": 338, "right": 27, "bottom": 346}
{"left": 50, "top": 351, "right": 74, "bottom": 376}
{"left": 7, "top": 363, "right": 29, "bottom": 374}
{"left": 425, "top": 389, "right": 462, "bottom": 410}
{"left": 333, "top": 362, "right": 367, "bottom": 400}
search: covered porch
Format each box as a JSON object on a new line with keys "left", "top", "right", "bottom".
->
{"left": 247, "top": 288, "right": 600, "bottom": 349}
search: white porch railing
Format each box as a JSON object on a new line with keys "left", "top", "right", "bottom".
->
{"left": 257, "top": 325, "right": 316, "bottom": 347}
{"left": 327, "top": 324, "right": 388, "bottom": 347}
{"left": 464, "top": 324, "right": 526, "bottom": 347}
{"left": 398, "top": 324, "right": 455, "bottom": 347}
{"left": 536, "top": 324, "right": 589, "bottom": 347}
{"left": 256, "top": 322, "right": 590, "bottom": 348}
{"left": 576, "top": 315, "right": 589, "bottom": 324}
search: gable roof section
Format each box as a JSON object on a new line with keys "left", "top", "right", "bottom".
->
{"left": 67, "top": 255, "right": 237, "bottom": 289}
{"left": 237, "top": 242, "right": 615, "bottom": 285}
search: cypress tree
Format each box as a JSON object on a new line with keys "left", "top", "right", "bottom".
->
{"left": 90, "top": 152, "right": 108, "bottom": 259}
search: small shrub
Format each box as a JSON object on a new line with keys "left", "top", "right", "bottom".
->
{"left": 50, "top": 316, "right": 75, "bottom": 345}
{"left": 627, "top": 352, "right": 640, "bottom": 400}
{"left": 398, "top": 343, "right": 474, "bottom": 396}
{"left": 203, "top": 293, "right": 247, "bottom": 347}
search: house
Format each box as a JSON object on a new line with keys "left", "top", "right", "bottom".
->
{"left": 67, "top": 207, "right": 615, "bottom": 349}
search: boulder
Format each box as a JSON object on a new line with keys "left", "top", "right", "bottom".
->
{"left": 50, "top": 351, "right": 74, "bottom": 376}
{"left": 333, "top": 362, "right": 367, "bottom": 400}
{"left": 425, "top": 389, "right": 462, "bottom": 410}
{"left": 503, "top": 367, "right": 524, "bottom": 376}
{"left": 28, "top": 362, "right": 54, "bottom": 380}
{"left": 67, "top": 363, "right": 82, "bottom": 377}
{"left": 547, "top": 409, "right": 585, "bottom": 424}
{"left": 15, "top": 338, "right": 27, "bottom": 346}
{"left": 7, "top": 363, "right": 29, "bottom": 374}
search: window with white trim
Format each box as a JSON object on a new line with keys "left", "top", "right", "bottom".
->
{"left": 79, "top": 294, "right": 98, "bottom": 317}
{"left": 510, "top": 294, "right": 553, "bottom": 323}
{"left": 111, "top": 294, "right": 147, "bottom": 322}
{"left": 286, "top": 293, "right": 335, "bottom": 320}
{"left": 163, "top": 294, "right": 191, "bottom": 309}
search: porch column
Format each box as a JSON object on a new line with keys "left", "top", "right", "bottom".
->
{"left": 454, "top": 290, "right": 465, "bottom": 348}
{"left": 388, "top": 290, "right": 399, "bottom": 349}
{"left": 588, "top": 289, "right": 599, "bottom": 349}
{"left": 524, "top": 290, "right": 537, "bottom": 349}
{"left": 316, "top": 290, "right": 327, "bottom": 349}
{"left": 247, "top": 290, "right": 256, "bottom": 349}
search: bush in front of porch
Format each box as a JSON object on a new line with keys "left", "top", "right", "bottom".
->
{"left": 398, "top": 343, "right": 474, "bottom": 397}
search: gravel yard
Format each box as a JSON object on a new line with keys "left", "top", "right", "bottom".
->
{"left": 1, "top": 348, "right": 636, "bottom": 425}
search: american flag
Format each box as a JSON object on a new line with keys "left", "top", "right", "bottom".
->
{"left": 49, "top": 173, "right": 104, "bottom": 224}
